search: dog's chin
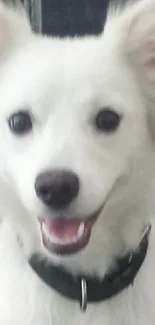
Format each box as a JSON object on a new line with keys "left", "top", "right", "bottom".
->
{"left": 38, "top": 206, "right": 103, "bottom": 256}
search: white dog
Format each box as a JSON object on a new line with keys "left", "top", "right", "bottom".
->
{"left": 0, "top": 0, "right": 155, "bottom": 324}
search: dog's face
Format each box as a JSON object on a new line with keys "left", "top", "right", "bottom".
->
{"left": 0, "top": 1, "right": 154, "bottom": 274}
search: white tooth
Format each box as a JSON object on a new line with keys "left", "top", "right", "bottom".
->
{"left": 78, "top": 222, "right": 85, "bottom": 238}
{"left": 42, "top": 223, "right": 48, "bottom": 236}
{"left": 42, "top": 223, "right": 53, "bottom": 242}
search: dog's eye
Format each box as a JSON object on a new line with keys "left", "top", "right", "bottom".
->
{"left": 8, "top": 111, "right": 33, "bottom": 135}
{"left": 95, "top": 109, "right": 121, "bottom": 132}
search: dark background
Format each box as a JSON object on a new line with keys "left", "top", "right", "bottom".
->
{"left": 20, "top": 0, "right": 129, "bottom": 37}
{"left": 41, "top": 0, "right": 109, "bottom": 36}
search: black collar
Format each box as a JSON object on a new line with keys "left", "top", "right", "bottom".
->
{"left": 29, "top": 225, "right": 150, "bottom": 312}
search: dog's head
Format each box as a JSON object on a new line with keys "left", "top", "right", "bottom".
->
{"left": 0, "top": 1, "right": 155, "bottom": 275}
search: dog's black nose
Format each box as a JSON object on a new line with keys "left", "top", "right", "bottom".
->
{"left": 35, "top": 170, "right": 80, "bottom": 209}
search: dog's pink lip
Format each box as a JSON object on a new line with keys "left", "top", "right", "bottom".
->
{"left": 38, "top": 207, "right": 100, "bottom": 228}
{"left": 38, "top": 205, "right": 103, "bottom": 255}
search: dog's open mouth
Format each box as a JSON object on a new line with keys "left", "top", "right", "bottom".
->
{"left": 39, "top": 208, "right": 101, "bottom": 255}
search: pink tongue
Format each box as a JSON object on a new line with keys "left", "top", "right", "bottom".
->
{"left": 44, "top": 218, "right": 82, "bottom": 239}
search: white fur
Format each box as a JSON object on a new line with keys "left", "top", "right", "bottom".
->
{"left": 0, "top": 1, "right": 155, "bottom": 324}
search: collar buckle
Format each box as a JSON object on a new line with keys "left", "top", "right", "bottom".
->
{"left": 80, "top": 278, "right": 87, "bottom": 312}
{"left": 141, "top": 224, "right": 151, "bottom": 242}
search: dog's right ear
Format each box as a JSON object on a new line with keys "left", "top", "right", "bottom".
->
{"left": 0, "top": 3, "right": 31, "bottom": 60}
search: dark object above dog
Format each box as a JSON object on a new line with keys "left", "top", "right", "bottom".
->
{"left": 42, "top": 0, "right": 109, "bottom": 36}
